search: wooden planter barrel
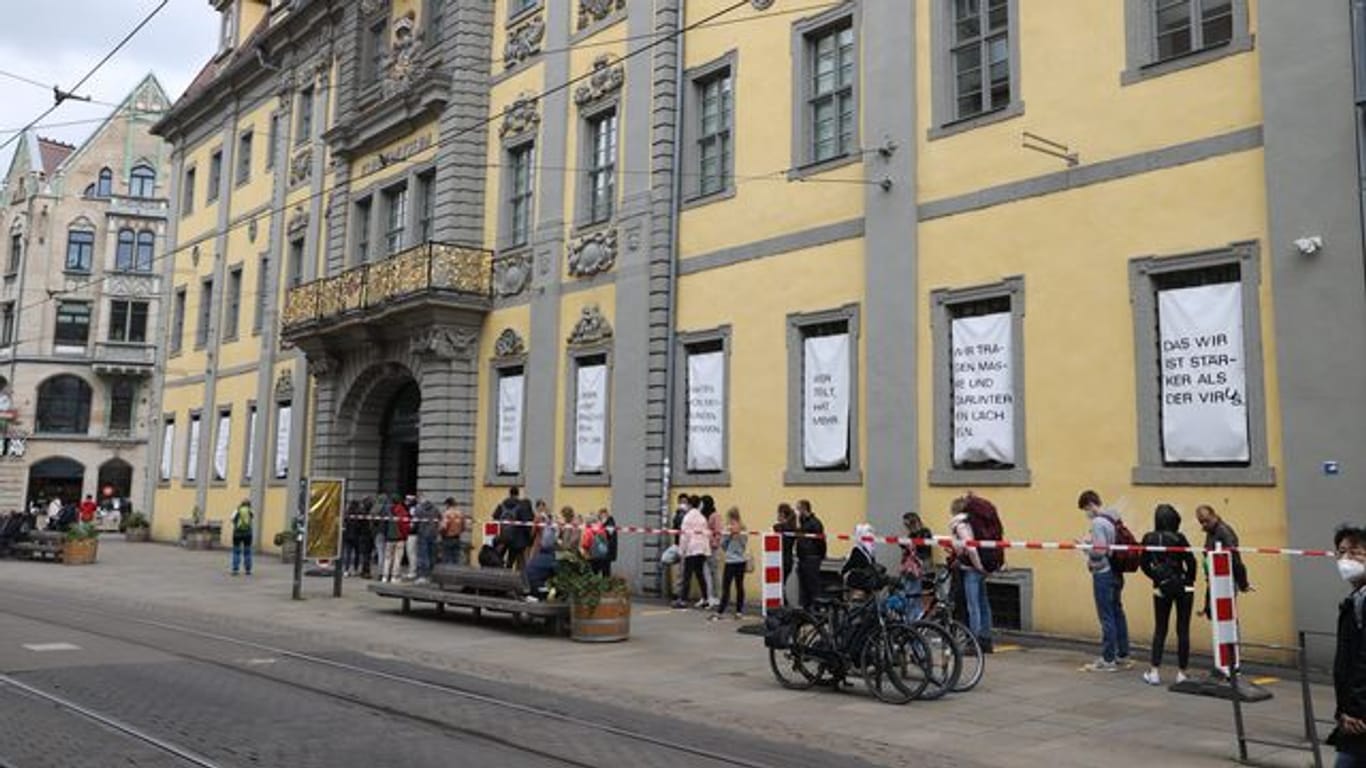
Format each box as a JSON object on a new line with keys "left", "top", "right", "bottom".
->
{"left": 124, "top": 527, "right": 150, "bottom": 543}
{"left": 570, "top": 595, "right": 630, "bottom": 643}
{"left": 62, "top": 538, "right": 98, "bottom": 565}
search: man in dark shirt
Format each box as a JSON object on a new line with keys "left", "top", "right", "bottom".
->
{"left": 794, "top": 499, "right": 826, "bottom": 609}
{"left": 1331, "top": 525, "right": 1366, "bottom": 766}
{"left": 1196, "top": 505, "right": 1251, "bottom": 618}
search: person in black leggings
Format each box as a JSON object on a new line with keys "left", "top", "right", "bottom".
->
{"left": 794, "top": 500, "right": 826, "bottom": 608}
{"left": 1139, "top": 503, "right": 1199, "bottom": 686}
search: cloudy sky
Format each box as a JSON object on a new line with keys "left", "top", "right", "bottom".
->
{"left": 0, "top": 0, "right": 218, "bottom": 173}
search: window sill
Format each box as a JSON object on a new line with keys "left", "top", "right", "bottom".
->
{"left": 787, "top": 153, "right": 861, "bottom": 181}
{"left": 235, "top": 176, "right": 251, "bottom": 188}
{"left": 484, "top": 474, "right": 524, "bottom": 488}
{"left": 1121, "top": 35, "right": 1255, "bottom": 86}
{"left": 63, "top": 269, "right": 93, "bottom": 278}
{"left": 1132, "top": 464, "right": 1276, "bottom": 487}
{"left": 783, "top": 467, "right": 863, "bottom": 486}
{"left": 561, "top": 472, "right": 611, "bottom": 487}
{"left": 671, "top": 470, "right": 732, "bottom": 488}
{"left": 928, "top": 467, "right": 1032, "bottom": 487}
{"left": 680, "top": 186, "right": 736, "bottom": 212}
{"left": 53, "top": 344, "right": 89, "bottom": 356}
{"left": 570, "top": 219, "right": 614, "bottom": 241}
{"left": 928, "top": 101, "right": 1025, "bottom": 141}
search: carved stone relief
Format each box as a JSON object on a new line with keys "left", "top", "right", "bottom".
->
{"left": 493, "top": 252, "right": 532, "bottom": 298}
{"left": 275, "top": 370, "right": 295, "bottom": 402}
{"left": 287, "top": 206, "right": 310, "bottom": 238}
{"left": 499, "top": 93, "right": 540, "bottom": 140}
{"left": 573, "top": 55, "right": 625, "bottom": 107}
{"left": 307, "top": 354, "right": 339, "bottom": 378}
{"left": 567, "top": 305, "right": 613, "bottom": 346}
{"left": 504, "top": 14, "right": 545, "bottom": 69}
{"left": 494, "top": 329, "right": 526, "bottom": 359}
{"left": 289, "top": 146, "right": 313, "bottom": 187}
{"left": 567, "top": 228, "right": 616, "bottom": 278}
{"left": 410, "top": 326, "right": 477, "bottom": 361}
{"left": 381, "top": 12, "right": 432, "bottom": 100}
{"left": 578, "top": 0, "right": 626, "bottom": 31}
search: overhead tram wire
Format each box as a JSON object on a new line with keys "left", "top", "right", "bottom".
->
{"left": 7, "top": 0, "right": 758, "bottom": 319}
{"left": 0, "top": 0, "right": 169, "bottom": 156}
{"left": 0, "top": 69, "right": 123, "bottom": 109}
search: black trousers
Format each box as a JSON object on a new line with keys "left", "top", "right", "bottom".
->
{"left": 1151, "top": 591, "right": 1194, "bottom": 669}
{"left": 718, "top": 562, "right": 746, "bottom": 614}
{"left": 681, "top": 555, "right": 708, "bottom": 603}
{"left": 591, "top": 559, "right": 611, "bottom": 577}
{"left": 797, "top": 556, "right": 822, "bottom": 608}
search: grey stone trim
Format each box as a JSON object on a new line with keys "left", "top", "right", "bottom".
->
{"left": 671, "top": 326, "right": 731, "bottom": 487}
{"left": 927, "top": 0, "right": 1023, "bottom": 139}
{"left": 572, "top": 94, "right": 622, "bottom": 231}
{"left": 483, "top": 355, "right": 528, "bottom": 487}
{"left": 145, "top": 149, "right": 184, "bottom": 522}
{"left": 1122, "top": 0, "right": 1252, "bottom": 86}
{"left": 157, "top": 412, "right": 175, "bottom": 488}
{"left": 790, "top": 3, "right": 861, "bottom": 179}
{"left": 497, "top": 130, "right": 537, "bottom": 252}
{"left": 1128, "top": 241, "right": 1275, "bottom": 486}
{"left": 784, "top": 303, "right": 862, "bottom": 486}
{"left": 182, "top": 408, "right": 203, "bottom": 489}
{"left": 679, "top": 218, "right": 864, "bottom": 275}
{"left": 928, "top": 277, "right": 1030, "bottom": 487}
{"left": 165, "top": 360, "right": 259, "bottom": 388}
{"left": 431, "top": 0, "right": 493, "bottom": 251}
{"left": 570, "top": 5, "right": 627, "bottom": 44}
{"left": 561, "top": 343, "right": 613, "bottom": 487}
{"left": 680, "top": 50, "right": 737, "bottom": 204}
{"left": 919, "top": 126, "right": 1264, "bottom": 221}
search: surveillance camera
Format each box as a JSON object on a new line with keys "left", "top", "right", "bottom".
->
{"left": 1293, "top": 236, "right": 1323, "bottom": 255}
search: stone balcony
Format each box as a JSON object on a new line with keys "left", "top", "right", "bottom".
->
{"left": 107, "top": 195, "right": 170, "bottom": 220}
{"left": 280, "top": 242, "right": 493, "bottom": 351}
{"left": 92, "top": 342, "right": 156, "bottom": 376}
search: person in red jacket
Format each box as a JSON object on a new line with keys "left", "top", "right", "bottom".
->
{"left": 78, "top": 495, "right": 97, "bottom": 524}
{"left": 382, "top": 497, "right": 411, "bottom": 583}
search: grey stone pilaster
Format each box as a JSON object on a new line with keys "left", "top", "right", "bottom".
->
{"left": 432, "top": 0, "right": 493, "bottom": 247}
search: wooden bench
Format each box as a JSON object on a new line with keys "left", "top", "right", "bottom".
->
{"left": 12, "top": 531, "right": 65, "bottom": 562}
{"left": 368, "top": 564, "right": 570, "bottom": 634}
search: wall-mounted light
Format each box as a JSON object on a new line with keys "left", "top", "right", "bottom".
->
{"left": 1293, "top": 236, "right": 1324, "bottom": 256}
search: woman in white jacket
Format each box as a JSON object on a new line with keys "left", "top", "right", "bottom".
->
{"left": 671, "top": 504, "right": 712, "bottom": 609}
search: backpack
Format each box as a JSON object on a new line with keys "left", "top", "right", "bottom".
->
{"left": 1148, "top": 531, "right": 1187, "bottom": 599}
{"left": 477, "top": 544, "right": 504, "bottom": 568}
{"left": 589, "top": 531, "right": 610, "bottom": 561}
{"left": 1104, "top": 514, "right": 1142, "bottom": 574}
{"left": 232, "top": 506, "right": 253, "bottom": 533}
{"left": 965, "top": 498, "right": 1005, "bottom": 573}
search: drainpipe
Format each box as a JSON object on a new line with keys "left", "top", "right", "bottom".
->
{"left": 657, "top": 6, "right": 687, "bottom": 597}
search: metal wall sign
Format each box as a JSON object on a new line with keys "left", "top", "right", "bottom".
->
{"left": 305, "top": 478, "right": 345, "bottom": 561}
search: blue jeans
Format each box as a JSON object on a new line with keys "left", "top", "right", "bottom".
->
{"left": 962, "top": 569, "right": 992, "bottom": 643}
{"left": 231, "top": 534, "right": 253, "bottom": 574}
{"left": 1337, "top": 750, "right": 1366, "bottom": 768}
{"left": 1092, "top": 569, "right": 1130, "bottom": 662}
{"left": 898, "top": 575, "right": 925, "bottom": 623}
{"left": 415, "top": 534, "right": 437, "bottom": 578}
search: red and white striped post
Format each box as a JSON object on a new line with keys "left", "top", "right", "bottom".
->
{"left": 482, "top": 521, "right": 500, "bottom": 551}
{"left": 762, "top": 533, "right": 783, "bottom": 616}
{"left": 1208, "top": 545, "right": 1241, "bottom": 674}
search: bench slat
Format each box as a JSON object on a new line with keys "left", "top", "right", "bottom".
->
{"left": 368, "top": 583, "right": 566, "bottom": 617}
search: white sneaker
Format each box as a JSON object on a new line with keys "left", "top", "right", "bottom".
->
{"left": 694, "top": 599, "right": 707, "bottom": 609}
{"left": 707, "top": 598, "right": 720, "bottom": 609}
{"left": 524, "top": 595, "right": 540, "bottom": 603}
{"left": 1142, "top": 669, "right": 1161, "bottom": 686}
{"left": 1082, "top": 659, "right": 1118, "bottom": 673}
{"left": 1175, "top": 670, "right": 1190, "bottom": 684}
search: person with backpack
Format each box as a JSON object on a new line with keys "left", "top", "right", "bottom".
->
{"left": 950, "top": 494, "right": 1000, "bottom": 654}
{"left": 1139, "top": 503, "right": 1198, "bottom": 685}
{"left": 439, "top": 497, "right": 467, "bottom": 566}
{"left": 1077, "top": 490, "right": 1133, "bottom": 672}
{"left": 583, "top": 507, "right": 616, "bottom": 577}
{"left": 794, "top": 500, "right": 827, "bottom": 609}
{"left": 230, "top": 499, "right": 253, "bottom": 577}
{"left": 412, "top": 498, "right": 440, "bottom": 584}
{"left": 382, "top": 497, "right": 410, "bottom": 583}
{"left": 494, "top": 487, "right": 533, "bottom": 569}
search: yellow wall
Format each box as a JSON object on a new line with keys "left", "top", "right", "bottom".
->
{"left": 472, "top": 305, "right": 532, "bottom": 522}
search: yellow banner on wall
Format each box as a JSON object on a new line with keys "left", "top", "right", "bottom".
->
{"left": 305, "top": 479, "right": 345, "bottom": 560}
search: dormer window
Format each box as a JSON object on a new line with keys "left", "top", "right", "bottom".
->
{"left": 219, "top": 1, "right": 237, "bottom": 53}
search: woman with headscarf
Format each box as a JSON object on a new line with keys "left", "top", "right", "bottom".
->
{"left": 842, "top": 523, "right": 880, "bottom": 598}
{"left": 1140, "top": 503, "right": 1198, "bottom": 686}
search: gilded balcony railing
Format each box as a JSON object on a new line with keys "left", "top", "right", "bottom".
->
{"left": 281, "top": 242, "right": 493, "bottom": 332}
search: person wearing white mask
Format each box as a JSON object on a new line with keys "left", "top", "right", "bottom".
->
{"left": 1330, "top": 524, "right": 1366, "bottom": 766}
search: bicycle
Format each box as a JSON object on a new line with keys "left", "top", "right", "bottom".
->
{"left": 911, "top": 569, "right": 984, "bottom": 692}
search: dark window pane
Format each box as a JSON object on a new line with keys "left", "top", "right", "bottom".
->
{"left": 36, "top": 375, "right": 92, "bottom": 434}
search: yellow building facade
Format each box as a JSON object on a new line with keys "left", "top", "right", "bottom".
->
{"left": 152, "top": 0, "right": 1366, "bottom": 652}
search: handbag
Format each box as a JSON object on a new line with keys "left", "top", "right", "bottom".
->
{"left": 744, "top": 554, "right": 755, "bottom": 574}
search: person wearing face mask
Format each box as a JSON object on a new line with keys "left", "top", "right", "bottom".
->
{"left": 1329, "top": 525, "right": 1366, "bottom": 766}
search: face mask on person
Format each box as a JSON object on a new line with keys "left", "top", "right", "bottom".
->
{"left": 1339, "top": 557, "right": 1366, "bottom": 584}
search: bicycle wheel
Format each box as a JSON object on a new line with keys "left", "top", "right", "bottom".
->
{"left": 769, "top": 613, "right": 824, "bottom": 690}
{"left": 946, "top": 620, "right": 985, "bottom": 692}
{"left": 860, "top": 629, "right": 911, "bottom": 704}
{"left": 869, "top": 624, "right": 933, "bottom": 703}
{"left": 906, "top": 621, "right": 961, "bottom": 700}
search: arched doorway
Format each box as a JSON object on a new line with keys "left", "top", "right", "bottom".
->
{"left": 379, "top": 381, "right": 421, "bottom": 497}
{"left": 97, "top": 458, "right": 133, "bottom": 501}
{"left": 27, "top": 457, "right": 84, "bottom": 509}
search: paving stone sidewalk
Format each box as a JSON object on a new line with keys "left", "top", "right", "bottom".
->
{"left": 0, "top": 540, "right": 1334, "bottom": 768}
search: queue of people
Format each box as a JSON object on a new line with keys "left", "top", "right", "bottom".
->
{"left": 480, "top": 488, "right": 619, "bottom": 601}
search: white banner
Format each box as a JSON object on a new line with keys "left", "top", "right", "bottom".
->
{"left": 244, "top": 408, "right": 257, "bottom": 480}
{"left": 275, "top": 404, "right": 292, "bottom": 479}
{"left": 160, "top": 422, "right": 175, "bottom": 480}
{"left": 213, "top": 413, "right": 231, "bottom": 480}
{"left": 686, "top": 351, "right": 725, "bottom": 472}
{"left": 951, "top": 312, "right": 1015, "bottom": 465}
{"left": 802, "top": 333, "right": 850, "bottom": 469}
{"left": 186, "top": 416, "right": 201, "bottom": 481}
{"left": 496, "top": 374, "right": 524, "bottom": 475}
{"left": 1159, "top": 282, "right": 1249, "bottom": 462}
{"left": 574, "top": 364, "right": 607, "bottom": 473}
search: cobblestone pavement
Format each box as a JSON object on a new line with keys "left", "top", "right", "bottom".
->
{"left": 0, "top": 541, "right": 1337, "bottom": 767}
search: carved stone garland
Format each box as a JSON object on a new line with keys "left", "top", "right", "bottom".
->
{"left": 410, "top": 326, "right": 477, "bottom": 361}
{"left": 499, "top": 93, "right": 540, "bottom": 140}
{"left": 578, "top": 0, "right": 626, "bottom": 31}
{"left": 494, "top": 329, "right": 526, "bottom": 359}
{"left": 567, "top": 305, "right": 613, "bottom": 347}
{"left": 493, "top": 252, "right": 532, "bottom": 297}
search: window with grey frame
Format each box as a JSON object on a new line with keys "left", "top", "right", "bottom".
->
{"left": 207, "top": 150, "right": 222, "bottom": 202}
{"left": 129, "top": 164, "right": 156, "bottom": 198}
{"left": 253, "top": 255, "right": 269, "bottom": 334}
{"left": 109, "top": 379, "right": 136, "bottom": 435}
{"left": 584, "top": 110, "right": 617, "bottom": 226}
{"left": 697, "top": 69, "right": 733, "bottom": 197}
{"left": 564, "top": 351, "right": 611, "bottom": 485}
{"left": 0, "top": 302, "right": 14, "bottom": 346}
{"left": 486, "top": 363, "right": 526, "bottom": 486}
{"left": 95, "top": 168, "right": 113, "bottom": 198}
{"left": 287, "top": 238, "right": 304, "bottom": 287}
{"left": 171, "top": 286, "right": 186, "bottom": 354}
{"left": 8, "top": 231, "right": 20, "bottom": 273}
{"left": 415, "top": 171, "right": 435, "bottom": 243}
{"left": 426, "top": 0, "right": 444, "bottom": 44}
{"left": 181, "top": 167, "right": 195, "bottom": 215}
{"left": 236, "top": 130, "right": 253, "bottom": 184}
{"left": 785, "top": 305, "right": 861, "bottom": 485}
{"left": 196, "top": 278, "right": 214, "bottom": 348}
{"left": 353, "top": 197, "right": 372, "bottom": 264}
{"left": 805, "top": 19, "right": 855, "bottom": 165}
{"left": 108, "top": 300, "right": 149, "bottom": 343}
{"left": 382, "top": 185, "right": 408, "bottom": 254}
{"left": 1123, "top": 0, "right": 1249, "bottom": 83}
{"left": 1152, "top": 0, "right": 1234, "bottom": 62}
{"left": 65, "top": 229, "right": 94, "bottom": 272}
{"left": 1128, "top": 242, "right": 1273, "bottom": 485}
{"left": 295, "top": 87, "right": 313, "bottom": 145}
{"left": 55, "top": 301, "right": 91, "bottom": 347}
{"left": 224, "top": 266, "right": 243, "bottom": 341}
{"left": 361, "top": 17, "right": 388, "bottom": 87}
{"left": 672, "top": 330, "right": 731, "bottom": 486}
{"left": 135, "top": 231, "right": 154, "bottom": 272}
{"left": 951, "top": 0, "right": 1011, "bottom": 121}
{"left": 929, "top": 278, "right": 1030, "bottom": 486}
{"left": 115, "top": 229, "right": 135, "bottom": 270}
{"left": 266, "top": 113, "right": 279, "bottom": 169}
{"left": 242, "top": 402, "right": 257, "bottom": 481}
{"left": 506, "top": 142, "right": 535, "bottom": 248}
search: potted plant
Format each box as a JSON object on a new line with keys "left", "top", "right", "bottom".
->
{"left": 275, "top": 521, "right": 300, "bottom": 563}
{"left": 123, "top": 512, "right": 151, "bottom": 542}
{"left": 547, "top": 554, "right": 631, "bottom": 643}
{"left": 180, "top": 506, "right": 221, "bottom": 550}
{"left": 63, "top": 522, "right": 100, "bottom": 565}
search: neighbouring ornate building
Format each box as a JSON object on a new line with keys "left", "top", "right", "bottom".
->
{"left": 0, "top": 75, "right": 171, "bottom": 513}
{"left": 153, "top": 0, "right": 1366, "bottom": 656}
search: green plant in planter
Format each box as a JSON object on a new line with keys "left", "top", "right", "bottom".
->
{"left": 546, "top": 553, "right": 629, "bottom": 611}
{"left": 65, "top": 522, "right": 101, "bottom": 541}
{"left": 124, "top": 512, "right": 149, "bottom": 530}
{"left": 273, "top": 518, "right": 301, "bottom": 547}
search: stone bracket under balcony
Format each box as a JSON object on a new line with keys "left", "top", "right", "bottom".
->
{"left": 93, "top": 342, "right": 156, "bottom": 377}
{"left": 280, "top": 242, "right": 493, "bottom": 352}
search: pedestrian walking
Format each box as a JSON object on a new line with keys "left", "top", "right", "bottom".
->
{"left": 342, "top": 499, "right": 362, "bottom": 577}
{"left": 773, "top": 503, "right": 797, "bottom": 605}
{"left": 712, "top": 507, "right": 748, "bottom": 621}
{"left": 229, "top": 499, "right": 253, "bottom": 577}
{"left": 673, "top": 500, "right": 711, "bottom": 609}
{"left": 795, "top": 500, "right": 826, "bottom": 609}
{"left": 700, "top": 496, "right": 722, "bottom": 608}
{"left": 951, "top": 494, "right": 1002, "bottom": 654}
{"left": 1077, "top": 490, "right": 1132, "bottom": 672}
{"left": 1330, "top": 524, "right": 1366, "bottom": 767}
{"left": 439, "top": 497, "right": 467, "bottom": 565}
{"left": 1139, "top": 503, "right": 1198, "bottom": 685}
